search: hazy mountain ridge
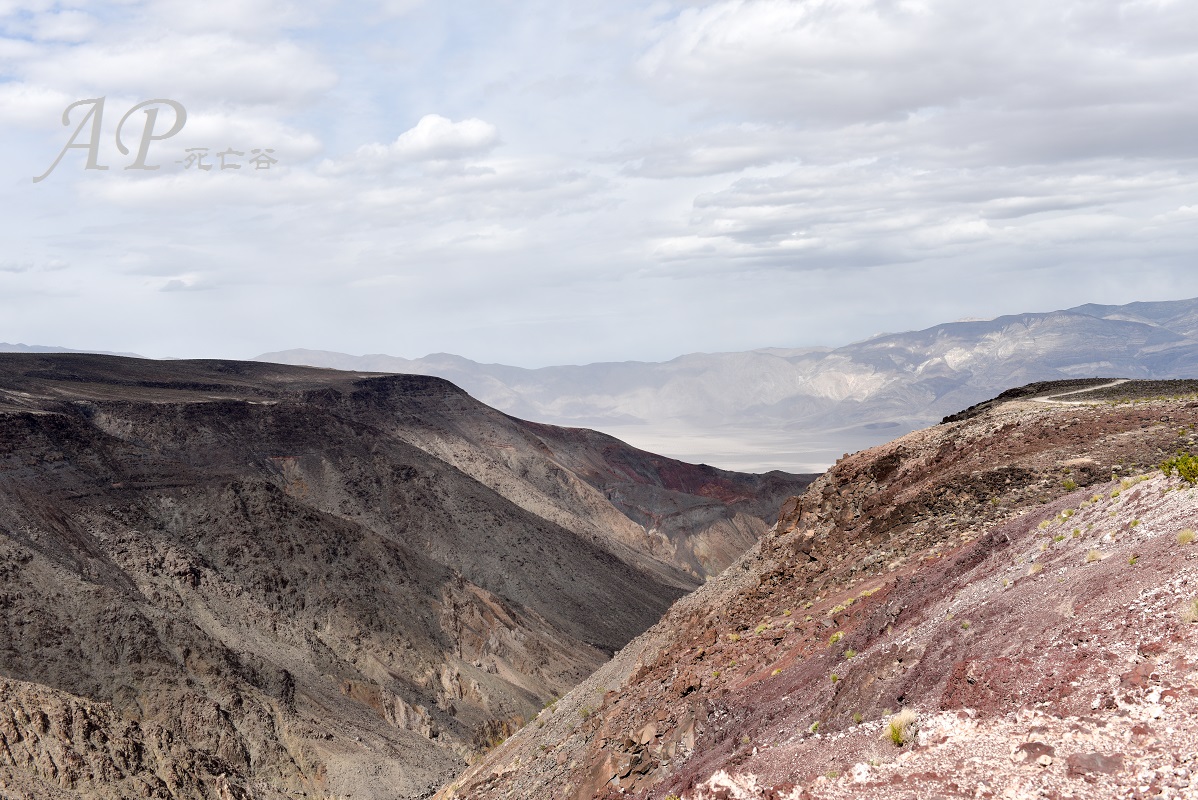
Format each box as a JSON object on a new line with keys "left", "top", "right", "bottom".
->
{"left": 257, "top": 297, "right": 1198, "bottom": 471}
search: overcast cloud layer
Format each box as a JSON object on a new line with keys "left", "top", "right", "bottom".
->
{"left": 2, "top": 0, "right": 1197, "bottom": 365}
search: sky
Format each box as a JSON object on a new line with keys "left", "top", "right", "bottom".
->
{"left": 2, "top": 0, "right": 1197, "bottom": 367}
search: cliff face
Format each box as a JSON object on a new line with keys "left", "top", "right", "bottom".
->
{"left": 442, "top": 381, "right": 1198, "bottom": 800}
{"left": 0, "top": 354, "right": 812, "bottom": 800}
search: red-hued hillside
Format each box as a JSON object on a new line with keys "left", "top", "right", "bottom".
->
{"left": 440, "top": 381, "right": 1198, "bottom": 800}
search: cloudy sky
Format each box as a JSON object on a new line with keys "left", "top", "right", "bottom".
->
{"left": 2, "top": 0, "right": 1197, "bottom": 365}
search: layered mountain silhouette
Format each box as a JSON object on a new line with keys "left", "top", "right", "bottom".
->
{"left": 0, "top": 354, "right": 812, "bottom": 799}
{"left": 259, "top": 297, "right": 1198, "bottom": 472}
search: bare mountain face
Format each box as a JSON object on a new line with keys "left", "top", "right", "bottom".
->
{"left": 0, "top": 354, "right": 812, "bottom": 799}
{"left": 442, "top": 379, "right": 1198, "bottom": 800}
{"left": 258, "top": 297, "right": 1198, "bottom": 472}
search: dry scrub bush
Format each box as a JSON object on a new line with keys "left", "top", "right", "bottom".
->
{"left": 1179, "top": 529, "right": 1196, "bottom": 545}
{"left": 886, "top": 708, "right": 918, "bottom": 747}
{"left": 1183, "top": 599, "right": 1198, "bottom": 624}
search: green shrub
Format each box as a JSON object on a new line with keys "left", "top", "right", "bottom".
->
{"left": 828, "top": 631, "right": 844, "bottom": 645}
{"left": 1160, "top": 452, "right": 1198, "bottom": 485}
{"left": 1063, "top": 478, "right": 1077, "bottom": 491}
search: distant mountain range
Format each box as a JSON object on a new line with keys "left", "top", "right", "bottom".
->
{"left": 258, "top": 297, "right": 1198, "bottom": 472}
{"left": 0, "top": 342, "right": 142, "bottom": 357}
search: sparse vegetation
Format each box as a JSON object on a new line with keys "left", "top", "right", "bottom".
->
{"left": 1182, "top": 598, "right": 1198, "bottom": 624}
{"left": 843, "top": 649, "right": 857, "bottom": 659}
{"left": 1160, "top": 452, "right": 1198, "bottom": 485}
{"left": 809, "top": 721, "right": 820, "bottom": 733}
{"left": 1085, "top": 549, "right": 1105, "bottom": 563}
{"left": 886, "top": 708, "right": 917, "bottom": 747}
{"left": 828, "top": 631, "right": 844, "bottom": 645}
{"left": 960, "top": 620, "right": 971, "bottom": 630}
{"left": 852, "top": 711, "right": 863, "bottom": 724}
{"left": 830, "top": 673, "right": 839, "bottom": 683}
{"left": 755, "top": 623, "right": 769, "bottom": 635}
{"left": 1179, "top": 529, "right": 1196, "bottom": 545}
{"left": 1063, "top": 478, "right": 1077, "bottom": 491}
{"left": 1028, "top": 562, "right": 1043, "bottom": 575}
{"left": 771, "top": 668, "right": 782, "bottom": 677}
{"left": 1128, "top": 555, "right": 1139, "bottom": 565}
{"left": 578, "top": 706, "right": 591, "bottom": 719}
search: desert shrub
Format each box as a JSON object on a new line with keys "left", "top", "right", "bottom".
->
{"left": 852, "top": 712, "right": 863, "bottom": 725}
{"left": 830, "top": 673, "right": 839, "bottom": 684}
{"left": 1182, "top": 598, "right": 1198, "bottom": 624}
{"left": 886, "top": 708, "right": 917, "bottom": 747}
{"left": 1160, "top": 452, "right": 1198, "bottom": 485}
{"left": 1063, "top": 478, "right": 1078, "bottom": 491}
{"left": 828, "top": 631, "right": 844, "bottom": 645}
{"left": 1179, "top": 529, "right": 1196, "bottom": 545}
{"left": 1085, "top": 549, "right": 1104, "bottom": 563}
{"left": 843, "top": 649, "right": 857, "bottom": 659}
{"left": 1028, "top": 562, "right": 1043, "bottom": 575}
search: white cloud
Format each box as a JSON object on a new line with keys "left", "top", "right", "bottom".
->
{"left": 384, "top": 114, "right": 499, "bottom": 161}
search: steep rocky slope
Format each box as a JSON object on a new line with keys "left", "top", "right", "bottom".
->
{"left": 0, "top": 354, "right": 812, "bottom": 800}
{"left": 259, "top": 297, "right": 1198, "bottom": 471}
{"left": 441, "top": 380, "right": 1198, "bottom": 799}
